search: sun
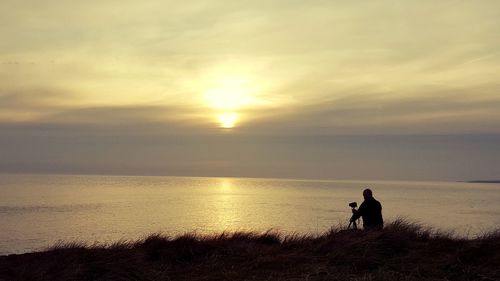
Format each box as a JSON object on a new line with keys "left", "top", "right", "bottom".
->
{"left": 202, "top": 76, "right": 254, "bottom": 129}
{"left": 218, "top": 112, "right": 238, "bottom": 129}
{"left": 203, "top": 77, "right": 253, "bottom": 110}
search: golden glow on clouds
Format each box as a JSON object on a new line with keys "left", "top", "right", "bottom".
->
{"left": 204, "top": 77, "right": 253, "bottom": 110}
{"left": 193, "top": 61, "right": 269, "bottom": 128}
{"left": 1, "top": 1, "right": 499, "bottom": 134}
{"left": 218, "top": 112, "right": 238, "bottom": 128}
{"left": 202, "top": 75, "right": 254, "bottom": 128}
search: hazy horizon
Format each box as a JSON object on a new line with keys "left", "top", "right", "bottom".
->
{"left": 1, "top": 169, "right": 499, "bottom": 183}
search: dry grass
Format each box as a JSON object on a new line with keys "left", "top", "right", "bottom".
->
{"left": 1, "top": 219, "right": 499, "bottom": 281}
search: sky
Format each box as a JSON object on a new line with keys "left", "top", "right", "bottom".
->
{"left": 1, "top": 0, "right": 499, "bottom": 180}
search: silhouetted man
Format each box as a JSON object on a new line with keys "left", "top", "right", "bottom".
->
{"left": 350, "top": 188, "right": 383, "bottom": 230}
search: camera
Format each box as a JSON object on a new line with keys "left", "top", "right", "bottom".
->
{"left": 349, "top": 202, "right": 357, "bottom": 208}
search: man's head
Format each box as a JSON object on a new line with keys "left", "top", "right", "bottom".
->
{"left": 363, "top": 188, "right": 373, "bottom": 200}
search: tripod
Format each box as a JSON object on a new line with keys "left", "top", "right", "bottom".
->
{"left": 347, "top": 207, "right": 359, "bottom": 229}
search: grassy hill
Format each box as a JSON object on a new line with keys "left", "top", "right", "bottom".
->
{"left": 1, "top": 220, "right": 499, "bottom": 281}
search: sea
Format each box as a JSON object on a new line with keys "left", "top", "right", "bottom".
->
{"left": 1, "top": 174, "right": 499, "bottom": 255}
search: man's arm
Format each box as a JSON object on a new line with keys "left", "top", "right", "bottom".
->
{"left": 350, "top": 202, "right": 365, "bottom": 221}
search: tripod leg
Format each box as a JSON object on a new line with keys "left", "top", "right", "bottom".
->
{"left": 348, "top": 213, "right": 357, "bottom": 229}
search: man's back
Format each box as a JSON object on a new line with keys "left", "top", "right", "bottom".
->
{"left": 357, "top": 198, "right": 383, "bottom": 229}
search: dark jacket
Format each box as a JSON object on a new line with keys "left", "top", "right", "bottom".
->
{"left": 352, "top": 198, "right": 383, "bottom": 229}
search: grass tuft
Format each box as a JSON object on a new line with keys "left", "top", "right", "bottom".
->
{"left": 1, "top": 220, "right": 499, "bottom": 281}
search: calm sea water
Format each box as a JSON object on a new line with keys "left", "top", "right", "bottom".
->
{"left": 1, "top": 174, "right": 499, "bottom": 254}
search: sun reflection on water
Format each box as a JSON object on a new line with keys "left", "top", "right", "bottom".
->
{"left": 215, "top": 178, "right": 239, "bottom": 230}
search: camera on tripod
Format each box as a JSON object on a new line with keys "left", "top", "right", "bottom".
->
{"left": 348, "top": 201, "right": 359, "bottom": 229}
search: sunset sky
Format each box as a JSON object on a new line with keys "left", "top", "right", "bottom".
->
{"left": 1, "top": 0, "right": 499, "bottom": 180}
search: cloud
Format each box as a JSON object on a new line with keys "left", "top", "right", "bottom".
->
{"left": 1, "top": 81, "right": 500, "bottom": 136}
{"left": 238, "top": 81, "right": 500, "bottom": 135}
{"left": 1, "top": 0, "right": 500, "bottom": 179}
